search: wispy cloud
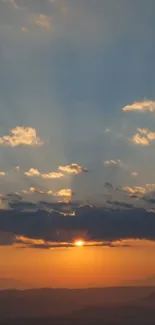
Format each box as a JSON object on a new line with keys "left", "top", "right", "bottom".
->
{"left": 123, "top": 100, "right": 155, "bottom": 113}
{"left": 130, "top": 128, "right": 155, "bottom": 146}
{"left": 104, "top": 159, "right": 124, "bottom": 167}
{"left": 131, "top": 172, "right": 138, "bottom": 177}
{"left": 2, "top": 0, "right": 19, "bottom": 9}
{"left": 0, "top": 127, "right": 43, "bottom": 147}
{"left": 104, "top": 128, "right": 111, "bottom": 133}
{"left": 59, "top": 163, "right": 87, "bottom": 175}
{"left": 0, "top": 172, "right": 5, "bottom": 176}
{"left": 31, "top": 14, "right": 52, "bottom": 30}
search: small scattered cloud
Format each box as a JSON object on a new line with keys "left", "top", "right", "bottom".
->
{"left": 123, "top": 184, "right": 155, "bottom": 198}
{"left": 0, "top": 172, "right": 5, "bottom": 176}
{"left": 0, "top": 127, "right": 43, "bottom": 147}
{"left": 29, "top": 187, "right": 44, "bottom": 195}
{"left": 104, "top": 128, "right": 111, "bottom": 133}
{"left": 123, "top": 186, "right": 147, "bottom": 196}
{"left": 59, "top": 163, "right": 87, "bottom": 175}
{"left": 42, "top": 172, "right": 64, "bottom": 179}
{"left": 54, "top": 189, "right": 72, "bottom": 198}
{"left": 123, "top": 100, "right": 155, "bottom": 113}
{"left": 130, "top": 128, "right": 155, "bottom": 146}
{"left": 131, "top": 172, "right": 138, "bottom": 177}
{"left": 104, "top": 182, "right": 113, "bottom": 190}
{"left": 130, "top": 133, "right": 150, "bottom": 146}
{"left": 24, "top": 168, "right": 40, "bottom": 177}
{"left": 104, "top": 159, "right": 123, "bottom": 167}
{"left": 21, "top": 27, "right": 28, "bottom": 33}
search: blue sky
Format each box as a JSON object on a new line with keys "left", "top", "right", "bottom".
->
{"left": 0, "top": 0, "right": 155, "bottom": 206}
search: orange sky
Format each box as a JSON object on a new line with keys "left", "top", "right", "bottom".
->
{"left": 1, "top": 240, "right": 155, "bottom": 288}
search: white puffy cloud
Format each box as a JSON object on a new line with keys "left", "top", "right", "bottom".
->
{"left": 0, "top": 126, "right": 43, "bottom": 147}
{"left": 123, "top": 100, "right": 155, "bottom": 113}
{"left": 24, "top": 168, "right": 40, "bottom": 177}
{"left": 130, "top": 128, "right": 155, "bottom": 146}
{"left": 59, "top": 163, "right": 87, "bottom": 175}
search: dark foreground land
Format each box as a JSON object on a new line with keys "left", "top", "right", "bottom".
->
{"left": 0, "top": 287, "right": 155, "bottom": 324}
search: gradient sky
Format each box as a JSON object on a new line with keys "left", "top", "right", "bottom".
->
{"left": 0, "top": 0, "right": 155, "bottom": 288}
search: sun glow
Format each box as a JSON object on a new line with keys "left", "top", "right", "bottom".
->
{"left": 74, "top": 240, "right": 85, "bottom": 247}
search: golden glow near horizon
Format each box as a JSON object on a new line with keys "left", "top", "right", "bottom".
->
{"left": 74, "top": 240, "right": 85, "bottom": 247}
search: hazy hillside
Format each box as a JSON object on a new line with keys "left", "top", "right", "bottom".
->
{"left": 0, "top": 287, "right": 154, "bottom": 322}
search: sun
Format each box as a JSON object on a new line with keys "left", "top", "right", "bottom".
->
{"left": 74, "top": 240, "right": 85, "bottom": 247}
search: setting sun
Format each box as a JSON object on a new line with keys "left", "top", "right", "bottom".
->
{"left": 74, "top": 240, "right": 85, "bottom": 247}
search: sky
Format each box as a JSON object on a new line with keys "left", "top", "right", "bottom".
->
{"left": 0, "top": 0, "right": 155, "bottom": 289}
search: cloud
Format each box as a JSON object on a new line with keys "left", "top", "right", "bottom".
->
{"left": 104, "top": 159, "right": 123, "bottom": 167}
{"left": 29, "top": 187, "right": 44, "bottom": 195}
{"left": 0, "top": 127, "right": 43, "bottom": 147}
{"left": 0, "top": 172, "right": 5, "bottom": 176}
{"left": 24, "top": 168, "right": 64, "bottom": 179}
{"left": 123, "top": 100, "right": 155, "bottom": 113}
{"left": 24, "top": 168, "right": 40, "bottom": 177}
{"left": 9, "top": 201, "right": 37, "bottom": 210}
{"left": 21, "top": 187, "right": 72, "bottom": 198}
{"left": 31, "top": 14, "right": 52, "bottom": 30}
{"left": 2, "top": 0, "right": 19, "bottom": 9}
{"left": 104, "top": 182, "right": 113, "bottom": 189}
{"left": 123, "top": 184, "right": 155, "bottom": 197}
{"left": 130, "top": 134, "right": 149, "bottom": 146}
{"left": 1, "top": 205, "right": 155, "bottom": 246}
{"left": 54, "top": 189, "right": 72, "bottom": 198}
{"left": 131, "top": 172, "right": 138, "bottom": 177}
{"left": 106, "top": 200, "right": 134, "bottom": 209}
{"left": 59, "top": 163, "right": 87, "bottom": 175}
{"left": 7, "top": 192, "right": 22, "bottom": 201}
{"left": 130, "top": 128, "right": 155, "bottom": 146}
{"left": 42, "top": 172, "right": 64, "bottom": 179}
{"left": 104, "top": 128, "right": 111, "bottom": 133}
{"left": 21, "top": 27, "right": 27, "bottom": 32}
